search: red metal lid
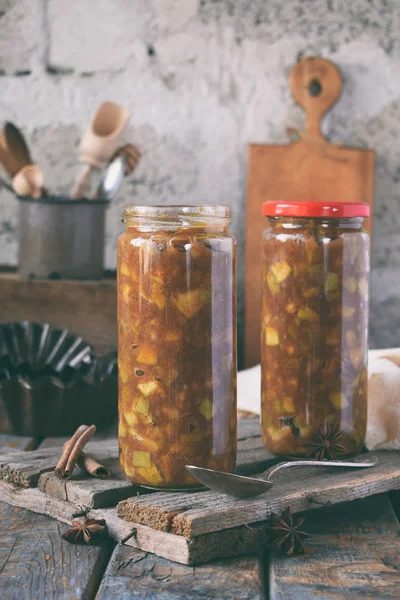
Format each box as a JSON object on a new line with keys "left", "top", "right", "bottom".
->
{"left": 263, "top": 201, "right": 370, "bottom": 218}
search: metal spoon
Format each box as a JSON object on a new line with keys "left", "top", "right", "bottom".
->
{"left": 90, "top": 155, "right": 126, "bottom": 200}
{"left": 186, "top": 457, "right": 378, "bottom": 498}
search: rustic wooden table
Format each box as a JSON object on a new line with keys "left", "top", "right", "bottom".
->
{"left": 1, "top": 432, "right": 400, "bottom": 599}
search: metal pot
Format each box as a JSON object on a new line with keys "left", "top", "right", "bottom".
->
{"left": 18, "top": 195, "right": 109, "bottom": 280}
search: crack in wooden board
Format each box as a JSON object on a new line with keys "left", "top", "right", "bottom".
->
{"left": 117, "top": 451, "right": 400, "bottom": 538}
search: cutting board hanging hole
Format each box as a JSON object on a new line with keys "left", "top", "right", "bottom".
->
{"left": 289, "top": 57, "right": 342, "bottom": 141}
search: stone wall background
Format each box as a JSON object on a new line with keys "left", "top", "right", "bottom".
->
{"left": 0, "top": 0, "right": 399, "bottom": 350}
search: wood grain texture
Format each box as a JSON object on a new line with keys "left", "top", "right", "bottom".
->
{"left": 0, "top": 480, "right": 271, "bottom": 565}
{"left": 269, "top": 494, "right": 400, "bottom": 599}
{"left": 0, "top": 500, "right": 113, "bottom": 600}
{"left": 0, "top": 433, "right": 37, "bottom": 451}
{"left": 117, "top": 451, "right": 400, "bottom": 538}
{"left": 244, "top": 57, "right": 375, "bottom": 367}
{"left": 0, "top": 446, "right": 58, "bottom": 486}
{"left": 96, "top": 544, "right": 264, "bottom": 600}
{"left": 0, "top": 271, "right": 117, "bottom": 356}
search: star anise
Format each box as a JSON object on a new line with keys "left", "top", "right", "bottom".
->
{"left": 62, "top": 519, "right": 106, "bottom": 544}
{"left": 306, "top": 420, "right": 347, "bottom": 460}
{"left": 267, "top": 506, "right": 309, "bottom": 556}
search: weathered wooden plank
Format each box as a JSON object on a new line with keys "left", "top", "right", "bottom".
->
{"left": 269, "top": 494, "right": 400, "bottom": 599}
{"left": 0, "top": 438, "right": 138, "bottom": 508}
{"left": 117, "top": 451, "right": 400, "bottom": 538}
{"left": 96, "top": 544, "right": 264, "bottom": 600}
{"left": 0, "top": 433, "right": 37, "bottom": 452}
{"left": 0, "top": 500, "right": 112, "bottom": 600}
{"left": 0, "top": 446, "right": 59, "bottom": 486}
{"left": 0, "top": 479, "right": 272, "bottom": 565}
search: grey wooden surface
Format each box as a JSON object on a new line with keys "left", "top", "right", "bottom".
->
{"left": 2, "top": 429, "right": 400, "bottom": 599}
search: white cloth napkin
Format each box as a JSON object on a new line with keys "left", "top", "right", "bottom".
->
{"left": 237, "top": 348, "right": 400, "bottom": 451}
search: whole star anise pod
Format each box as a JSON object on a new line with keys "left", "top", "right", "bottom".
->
{"left": 267, "top": 507, "right": 309, "bottom": 556}
{"left": 306, "top": 420, "right": 347, "bottom": 460}
{"left": 62, "top": 519, "right": 106, "bottom": 544}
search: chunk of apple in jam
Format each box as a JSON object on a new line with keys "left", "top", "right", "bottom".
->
{"left": 343, "top": 306, "right": 356, "bottom": 318}
{"left": 325, "top": 272, "right": 339, "bottom": 293}
{"left": 298, "top": 307, "right": 319, "bottom": 322}
{"left": 172, "top": 288, "right": 208, "bottom": 318}
{"left": 329, "top": 391, "right": 348, "bottom": 409}
{"left": 358, "top": 277, "right": 368, "bottom": 297}
{"left": 138, "top": 380, "right": 165, "bottom": 399}
{"left": 343, "top": 277, "right": 357, "bottom": 293}
{"left": 125, "top": 411, "right": 138, "bottom": 427}
{"left": 199, "top": 398, "right": 213, "bottom": 420}
{"left": 122, "top": 283, "right": 133, "bottom": 302}
{"left": 265, "top": 327, "right": 279, "bottom": 346}
{"left": 132, "top": 451, "right": 151, "bottom": 468}
{"left": 271, "top": 260, "right": 291, "bottom": 284}
{"left": 135, "top": 396, "right": 149, "bottom": 415}
{"left": 267, "top": 271, "right": 279, "bottom": 295}
{"left": 151, "top": 280, "right": 166, "bottom": 310}
{"left": 138, "top": 464, "right": 163, "bottom": 485}
{"left": 120, "top": 263, "right": 137, "bottom": 281}
{"left": 137, "top": 344, "right": 158, "bottom": 365}
{"left": 122, "top": 463, "right": 136, "bottom": 478}
{"left": 165, "top": 329, "right": 181, "bottom": 342}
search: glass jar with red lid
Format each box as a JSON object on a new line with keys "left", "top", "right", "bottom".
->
{"left": 261, "top": 201, "right": 370, "bottom": 458}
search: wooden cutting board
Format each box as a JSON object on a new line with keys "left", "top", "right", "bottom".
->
{"left": 244, "top": 57, "right": 375, "bottom": 367}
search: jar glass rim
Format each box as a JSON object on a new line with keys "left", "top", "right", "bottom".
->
{"left": 122, "top": 205, "right": 230, "bottom": 220}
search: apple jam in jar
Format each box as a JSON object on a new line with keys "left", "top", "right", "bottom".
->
{"left": 117, "top": 206, "right": 237, "bottom": 489}
{"left": 261, "top": 201, "right": 370, "bottom": 458}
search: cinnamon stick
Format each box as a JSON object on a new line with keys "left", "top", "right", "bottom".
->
{"left": 54, "top": 425, "right": 89, "bottom": 479}
{"left": 64, "top": 425, "right": 97, "bottom": 478}
{"left": 77, "top": 452, "right": 112, "bottom": 479}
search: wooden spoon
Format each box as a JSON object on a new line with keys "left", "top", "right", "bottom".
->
{"left": 0, "top": 144, "right": 21, "bottom": 179}
{"left": 71, "top": 102, "right": 130, "bottom": 198}
{"left": 1, "top": 122, "right": 32, "bottom": 172}
{"left": 13, "top": 165, "right": 45, "bottom": 199}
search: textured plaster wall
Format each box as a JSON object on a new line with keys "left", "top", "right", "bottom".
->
{"left": 0, "top": 0, "right": 399, "bottom": 349}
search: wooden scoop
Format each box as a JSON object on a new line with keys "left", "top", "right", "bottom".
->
{"left": 13, "top": 165, "right": 45, "bottom": 198}
{"left": 244, "top": 56, "right": 375, "bottom": 367}
{"left": 1, "top": 122, "right": 32, "bottom": 172}
{"left": 71, "top": 102, "right": 130, "bottom": 198}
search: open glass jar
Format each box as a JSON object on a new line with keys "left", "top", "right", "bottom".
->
{"left": 261, "top": 201, "right": 370, "bottom": 458}
{"left": 118, "top": 206, "right": 237, "bottom": 489}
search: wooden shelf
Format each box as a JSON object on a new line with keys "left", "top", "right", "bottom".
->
{"left": 0, "top": 270, "right": 117, "bottom": 356}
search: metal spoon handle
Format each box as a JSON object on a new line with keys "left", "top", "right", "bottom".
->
{"left": 262, "top": 457, "right": 377, "bottom": 481}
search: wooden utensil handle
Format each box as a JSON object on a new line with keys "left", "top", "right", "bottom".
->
{"left": 289, "top": 57, "right": 342, "bottom": 140}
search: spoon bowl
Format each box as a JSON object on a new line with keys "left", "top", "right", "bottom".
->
{"left": 91, "top": 156, "right": 126, "bottom": 200}
{"left": 2, "top": 122, "right": 32, "bottom": 170}
{"left": 186, "top": 456, "right": 378, "bottom": 498}
{"left": 13, "top": 165, "right": 45, "bottom": 198}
